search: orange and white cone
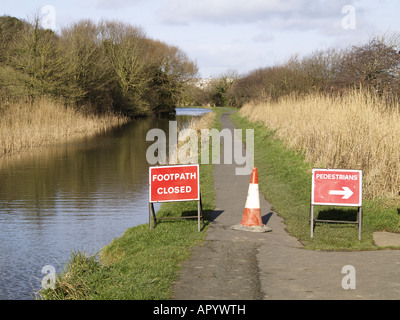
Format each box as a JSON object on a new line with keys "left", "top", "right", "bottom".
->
{"left": 232, "top": 168, "right": 272, "bottom": 233}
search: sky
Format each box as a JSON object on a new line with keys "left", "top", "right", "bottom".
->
{"left": 1, "top": 0, "right": 400, "bottom": 78}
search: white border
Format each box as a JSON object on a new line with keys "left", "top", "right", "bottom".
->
{"left": 311, "top": 168, "right": 362, "bottom": 207}
{"left": 149, "top": 164, "right": 200, "bottom": 203}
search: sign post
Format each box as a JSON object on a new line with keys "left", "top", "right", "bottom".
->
{"left": 311, "top": 169, "right": 363, "bottom": 240}
{"left": 149, "top": 164, "right": 203, "bottom": 232}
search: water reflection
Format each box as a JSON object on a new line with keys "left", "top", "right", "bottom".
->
{"left": 0, "top": 108, "right": 210, "bottom": 300}
{"left": 176, "top": 107, "right": 211, "bottom": 117}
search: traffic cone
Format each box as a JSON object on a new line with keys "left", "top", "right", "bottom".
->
{"left": 232, "top": 168, "right": 272, "bottom": 233}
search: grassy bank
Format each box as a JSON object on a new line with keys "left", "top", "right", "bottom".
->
{"left": 38, "top": 108, "right": 223, "bottom": 300}
{"left": 0, "top": 98, "right": 129, "bottom": 157}
{"left": 231, "top": 100, "right": 400, "bottom": 251}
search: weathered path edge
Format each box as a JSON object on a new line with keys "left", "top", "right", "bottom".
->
{"left": 172, "top": 111, "right": 400, "bottom": 300}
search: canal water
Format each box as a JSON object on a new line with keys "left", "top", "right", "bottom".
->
{"left": 0, "top": 107, "right": 211, "bottom": 300}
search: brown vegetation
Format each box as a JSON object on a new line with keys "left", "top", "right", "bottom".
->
{"left": 227, "top": 35, "right": 400, "bottom": 107}
{"left": 0, "top": 98, "right": 128, "bottom": 157}
{"left": 0, "top": 15, "right": 198, "bottom": 116}
{"left": 220, "top": 34, "right": 400, "bottom": 201}
{"left": 240, "top": 89, "right": 400, "bottom": 199}
{"left": 0, "top": 14, "right": 200, "bottom": 157}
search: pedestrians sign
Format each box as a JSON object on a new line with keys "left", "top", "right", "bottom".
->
{"left": 149, "top": 164, "right": 203, "bottom": 232}
{"left": 310, "top": 169, "right": 363, "bottom": 240}
{"left": 312, "top": 169, "right": 362, "bottom": 207}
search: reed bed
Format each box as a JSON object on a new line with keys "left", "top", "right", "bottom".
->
{"left": 169, "top": 110, "right": 216, "bottom": 165}
{"left": 239, "top": 90, "right": 400, "bottom": 199}
{"left": 186, "top": 110, "right": 216, "bottom": 133}
{"left": 0, "top": 98, "right": 129, "bottom": 157}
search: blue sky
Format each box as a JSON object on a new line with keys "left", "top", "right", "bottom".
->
{"left": 1, "top": 0, "right": 400, "bottom": 78}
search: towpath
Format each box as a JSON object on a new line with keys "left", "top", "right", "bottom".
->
{"left": 172, "top": 111, "right": 400, "bottom": 300}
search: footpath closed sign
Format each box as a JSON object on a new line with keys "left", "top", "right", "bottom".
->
{"left": 149, "top": 164, "right": 203, "bottom": 232}
{"left": 149, "top": 164, "right": 200, "bottom": 203}
{"left": 312, "top": 169, "right": 362, "bottom": 207}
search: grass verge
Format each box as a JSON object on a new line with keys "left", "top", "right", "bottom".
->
{"left": 230, "top": 111, "right": 400, "bottom": 251}
{"left": 38, "top": 108, "right": 226, "bottom": 300}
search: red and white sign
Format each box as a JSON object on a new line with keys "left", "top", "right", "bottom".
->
{"left": 149, "top": 165, "right": 200, "bottom": 203}
{"left": 312, "top": 169, "right": 362, "bottom": 207}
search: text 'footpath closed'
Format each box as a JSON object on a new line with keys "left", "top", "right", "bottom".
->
{"left": 149, "top": 165, "right": 200, "bottom": 203}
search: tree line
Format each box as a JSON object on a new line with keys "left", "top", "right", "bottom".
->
{"left": 3, "top": 15, "right": 398, "bottom": 113}
{"left": 194, "top": 35, "right": 400, "bottom": 108}
{"left": 0, "top": 15, "right": 198, "bottom": 116}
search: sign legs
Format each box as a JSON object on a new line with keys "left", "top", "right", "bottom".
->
{"left": 310, "top": 204, "right": 314, "bottom": 239}
{"left": 358, "top": 206, "right": 362, "bottom": 241}
{"left": 149, "top": 195, "right": 204, "bottom": 232}
{"left": 198, "top": 195, "right": 204, "bottom": 232}
{"left": 149, "top": 203, "right": 156, "bottom": 229}
{"left": 310, "top": 204, "right": 362, "bottom": 240}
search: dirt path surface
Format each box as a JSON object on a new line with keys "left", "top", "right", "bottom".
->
{"left": 172, "top": 111, "right": 400, "bottom": 300}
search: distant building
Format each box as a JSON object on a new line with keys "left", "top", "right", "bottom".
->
{"left": 189, "top": 78, "right": 213, "bottom": 90}
{"left": 189, "top": 77, "right": 236, "bottom": 90}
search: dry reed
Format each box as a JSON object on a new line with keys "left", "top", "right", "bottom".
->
{"left": 167, "top": 110, "right": 216, "bottom": 165}
{"left": 239, "top": 90, "right": 400, "bottom": 199}
{"left": 0, "top": 98, "right": 129, "bottom": 158}
{"left": 185, "top": 110, "right": 216, "bottom": 133}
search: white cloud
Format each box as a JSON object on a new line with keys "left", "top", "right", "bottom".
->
{"left": 253, "top": 32, "right": 275, "bottom": 43}
{"left": 83, "top": 0, "right": 143, "bottom": 10}
{"left": 194, "top": 42, "right": 254, "bottom": 76}
{"left": 158, "top": 0, "right": 357, "bottom": 29}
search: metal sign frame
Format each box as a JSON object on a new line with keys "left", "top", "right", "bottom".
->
{"left": 149, "top": 164, "right": 204, "bottom": 232}
{"left": 310, "top": 169, "right": 363, "bottom": 240}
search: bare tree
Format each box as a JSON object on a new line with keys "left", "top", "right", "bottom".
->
{"left": 335, "top": 36, "right": 400, "bottom": 93}
{"left": 10, "top": 14, "right": 63, "bottom": 100}
{"left": 59, "top": 20, "right": 114, "bottom": 108}
{"left": 99, "top": 20, "right": 150, "bottom": 114}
